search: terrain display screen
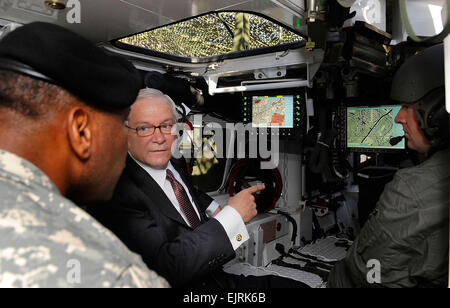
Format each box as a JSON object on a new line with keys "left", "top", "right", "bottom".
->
{"left": 242, "top": 91, "right": 305, "bottom": 139}
{"left": 251, "top": 95, "right": 294, "bottom": 128}
{"left": 347, "top": 105, "right": 405, "bottom": 150}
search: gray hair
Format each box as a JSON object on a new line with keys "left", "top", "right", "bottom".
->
{"left": 136, "top": 88, "right": 181, "bottom": 121}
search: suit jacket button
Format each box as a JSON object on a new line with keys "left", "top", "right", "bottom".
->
{"left": 236, "top": 234, "right": 242, "bottom": 242}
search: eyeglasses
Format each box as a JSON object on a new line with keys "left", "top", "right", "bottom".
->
{"left": 125, "top": 122, "right": 175, "bottom": 137}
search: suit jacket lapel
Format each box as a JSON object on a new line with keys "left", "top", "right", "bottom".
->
{"left": 125, "top": 155, "right": 190, "bottom": 228}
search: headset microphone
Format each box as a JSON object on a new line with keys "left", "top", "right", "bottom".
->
{"left": 389, "top": 135, "right": 405, "bottom": 146}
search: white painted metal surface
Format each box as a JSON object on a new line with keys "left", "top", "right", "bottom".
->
{"left": 343, "top": 0, "right": 387, "bottom": 31}
{"left": 392, "top": 0, "right": 447, "bottom": 43}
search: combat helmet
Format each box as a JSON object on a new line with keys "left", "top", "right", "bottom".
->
{"left": 391, "top": 44, "right": 449, "bottom": 152}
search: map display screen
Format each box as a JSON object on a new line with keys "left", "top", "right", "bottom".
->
{"left": 347, "top": 105, "right": 405, "bottom": 150}
{"left": 251, "top": 95, "right": 294, "bottom": 128}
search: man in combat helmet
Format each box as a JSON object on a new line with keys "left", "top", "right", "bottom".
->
{"left": 328, "top": 43, "right": 449, "bottom": 288}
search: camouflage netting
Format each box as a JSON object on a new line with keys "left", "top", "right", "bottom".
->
{"left": 120, "top": 12, "right": 303, "bottom": 58}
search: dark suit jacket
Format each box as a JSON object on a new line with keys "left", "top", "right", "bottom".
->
{"left": 89, "top": 155, "right": 236, "bottom": 287}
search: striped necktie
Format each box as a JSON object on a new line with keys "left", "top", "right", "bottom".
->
{"left": 166, "top": 169, "right": 201, "bottom": 229}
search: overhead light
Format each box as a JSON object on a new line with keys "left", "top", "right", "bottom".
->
{"left": 44, "top": 0, "right": 66, "bottom": 10}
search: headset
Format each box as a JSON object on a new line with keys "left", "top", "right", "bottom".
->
{"left": 414, "top": 88, "right": 449, "bottom": 153}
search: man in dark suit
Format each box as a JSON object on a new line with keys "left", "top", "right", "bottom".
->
{"left": 90, "top": 88, "right": 309, "bottom": 288}
{"left": 89, "top": 88, "right": 263, "bottom": 287}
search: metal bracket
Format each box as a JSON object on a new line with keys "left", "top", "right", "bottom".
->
{"left": 202, "top": 48, "right": 324, "bottom": 95}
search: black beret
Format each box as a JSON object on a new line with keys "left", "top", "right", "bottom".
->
{"left": 0, "top": 22, "right": 142, "bottom": 110}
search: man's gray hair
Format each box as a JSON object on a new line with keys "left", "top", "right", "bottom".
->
{"left": 136, "top": 88, "right": 181, "bottom": 121}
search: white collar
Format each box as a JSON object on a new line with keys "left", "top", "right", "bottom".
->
{"left": 129, "top": 153, "right": 176, "bottom": 190}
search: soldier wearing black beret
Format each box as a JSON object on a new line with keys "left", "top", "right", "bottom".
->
{"left": 0, "top": 22, "right": 169, "bottom": 288}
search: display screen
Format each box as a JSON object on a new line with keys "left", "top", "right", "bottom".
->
{"left": 347, "top": 105, "right": 405, "bottom": 150}
{"left": 251, "top": 95, "right": 295, "bottom": 128}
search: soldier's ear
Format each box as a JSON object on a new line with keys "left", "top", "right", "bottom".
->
{"left": 66, "top": 107, "right": 92, "bottom": 160}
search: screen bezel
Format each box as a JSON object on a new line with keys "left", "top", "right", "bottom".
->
{"left": 242, "top": 89, "right": 306, "bottom": 139}
{"left": 342, "top": 103, "right": 406, "bottom": 153}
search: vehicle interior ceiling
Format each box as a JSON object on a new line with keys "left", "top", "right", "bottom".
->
{"left": 1, "top": 0, "right": 447, "bottom": 286}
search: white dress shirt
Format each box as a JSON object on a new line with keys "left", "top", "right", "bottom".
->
{"left": 131, "top": 155, "right": 249, "bottom": 250}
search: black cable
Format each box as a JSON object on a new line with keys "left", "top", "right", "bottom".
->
{"left": 290, "top": 250, "right": 337, "bottom": 266}
{"left": 271, "top": 259, "right": 329, "bottom": 281}
{"left": 277, "top": 210, "right": 298, "bottom": 245}
{"left": 215, "top": 13, "right": 234, "bottom": 39}
{"left": 312, "top": 209, "right": 324, "bottom": 239}
{"left": 308, "top": 102, "right": 332, "bottom": 176}
{"left": 275, "top": 243, "right": 333, "bottom": 271}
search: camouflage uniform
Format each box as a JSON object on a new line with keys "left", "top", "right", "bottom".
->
{"left": 0, "top": 150, "right": 169, "bottom": 288}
